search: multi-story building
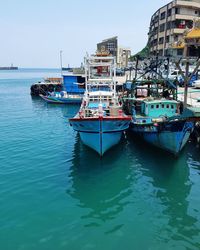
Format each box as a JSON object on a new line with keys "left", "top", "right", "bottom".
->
{"left": 97, "top": 37, "right": 131, "bottom": 67}
{"left": 148, "top": 0, "right": 200, "bottom": 57}
{"left": 117, "top": 47, "right": 131, "bottom": 68}
{"left": 97, "top": 36, "right": 118, "bottom": 59}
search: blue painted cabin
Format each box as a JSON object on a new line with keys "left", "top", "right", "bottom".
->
{"left": 133, "top": 99, "right": 179, "bottom": 125}
{"left": 142, "top": 100, "right": 178, "bottom": 118}
{"left": 63, "top": 74, "right": 85, "bottom": 94}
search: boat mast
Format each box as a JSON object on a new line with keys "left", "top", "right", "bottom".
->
{"left": 113, "top": 56, "right": 116, "bottom": 100}
{"left": 85, "top": 56, "right": 88, "bottom": 93}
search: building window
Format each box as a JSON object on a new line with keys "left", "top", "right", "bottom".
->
{"left": 175, "top": 8, "right": 180, "bottom": 14}
{"left": 159, "top": 23, "right": 165, "bottom": 32}
{"left": 159, "top": 37, "right": 164, "bottom": 44}
{"left": 164, "top": 49, "right": 170, "bottom": 57}
{"left": 166, "top": 21, "right": 171, "bottom": 30}
{"left": 174, "top": 35, "right": 178, "bottom": 42}
{"left": 160, "top": 11, "right": 166, "bottom": 20}
{"left": 107, "top": 43, "right": 114, "bottom": 50}
{"left": 167, "top": 9, "right": 172, "bottom": 17}
{"left": 159, "top": 50, "right": 163, "bottom": 56}
{"left": 156, "top": 104, "right": 159, "bottom": 109}
{"left": 155, "top": 15, "right": 159, "bottom": 23}
{"left": 151, "top": 105, "right": 154, "bottom": 109}
{"left": 177, "top": 49, "right": 183, "bottom": 56}
{"left": 186, "top": 20, "right": 193, "bottom": 29}
{"left": 166, "top": 36, "right": 170, "bottom": 43}
{"left": 171, "top": 21, "right": 176, "bottom": 29}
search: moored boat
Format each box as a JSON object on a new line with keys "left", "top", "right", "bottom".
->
{"left": 69, "top": 54, "right": 132, "bottom": 156}
{"left": 124, "top": 80, "right": 199, "bottom": 155}
{"left": 129, "top": 98, "right": 194, "bottom": 155}
{"left": 40, "top": 91, "right": 82, "bottom": 104}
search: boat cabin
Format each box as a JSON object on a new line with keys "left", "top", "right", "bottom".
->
{"left": 87, "top": 91, "right": 114, "bottom": 109}
{"left": 141, "top": 100, "right": 178, "bottom": 118}
{"left": 82, "top": 90, "right": 121, "bottom": 117}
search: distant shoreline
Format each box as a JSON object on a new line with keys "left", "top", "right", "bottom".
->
{"left": 0, "top": 66, "right": 18, "bottom": 70}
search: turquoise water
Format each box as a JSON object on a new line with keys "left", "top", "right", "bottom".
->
{"left": 0, "top": 69, "right": 200, "bottom": 250}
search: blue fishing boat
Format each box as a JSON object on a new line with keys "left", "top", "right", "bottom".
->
{"left": 40, "top": 91, "right": 82, "bottom": 104}
{"left": 69, "top": 54, "right": 131, "bottom": 156}
{"left": 129, "top": 97, "right": 195, "bottom": 155}
{"left": 40, "top": 73, "right": 85, "bottom": 104}
{"left": 124, "top": 78, "right": 200, "bottom": 155}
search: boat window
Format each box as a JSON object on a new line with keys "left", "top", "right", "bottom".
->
{"left": 166, "top": 104, "right": 169, "bottom": 108}
{"left": 156, "top": 104, "right": 159, "bottom": 109}
{"left": 142, "top": 120, "right": 146, "bottom": 123}
{"left": 171, "top": 105, "right": 174, "bottom": 109}
{"left": 161, "top": 104, "right": 164, "bottom": 108}
{"left": 151, "top": 105, "right": 154, "bottom": 109}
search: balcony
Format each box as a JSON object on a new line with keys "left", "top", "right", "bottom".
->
{"left": 176, "top": 0, "right": 200, "bottom": 9}
{"left": 172, "top": 28, "right": 185, "bottom": 34}
{"left": 175, "top": 14, "right": 199, "bottom": 20}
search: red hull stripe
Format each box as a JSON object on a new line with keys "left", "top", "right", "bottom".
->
{"left": 69, "top": 117, "right": 132, "bottom": 122}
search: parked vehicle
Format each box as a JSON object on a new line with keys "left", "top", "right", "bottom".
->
{"left": 116, "top": 68, "right": 125, "bottom": 76}
{"left": 178, "top": 73, "right": 197, "bottom": 87}
{"left": 165, "top": 69, "right": 197, "bottom": 87}
{"left": 168, "top": 70, "right": 183, "bottom": 81}
{"left": 193, "top": 79, "right": 200, "bottom": 88}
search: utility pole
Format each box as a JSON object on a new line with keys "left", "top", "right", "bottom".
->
{"left": 60, "top": 50, "right": 63, "bottom": 77}
{"left": 134, "top": 55, "right": 139, "bottom": 80}
{"left": 184, "top": 60, "right": 189, "bottom": 108}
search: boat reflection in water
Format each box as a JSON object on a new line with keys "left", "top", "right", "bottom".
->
{"left": 126, "top": 136, "right": 200, "bottom": 249}
{"left": 31, "top": 96, "right": 80, "bottom": 118}
{"left": 66, "top": 133, "right": 200, "bottom": 249}
{"left": 67, "top": 134, "right": 134, "bottom": 228}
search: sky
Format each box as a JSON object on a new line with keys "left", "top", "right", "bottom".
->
{"left": 0, "top": 0, "right": 168, "bottom": 68}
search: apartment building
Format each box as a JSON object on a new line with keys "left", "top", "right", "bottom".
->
{"left": 148, "top": 0, "right": 200, "bottom": 57}
{"left": 117, "top": 47, "right": 131, "bottom": 68}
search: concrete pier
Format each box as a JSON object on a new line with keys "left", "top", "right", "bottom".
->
{"left": 30, "top": 78, "right": 62, "bottom": 96}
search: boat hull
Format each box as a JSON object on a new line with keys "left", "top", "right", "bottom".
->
{"left": 40, "top": 95, "right": 82, "bottom": 104}
{"left": 129, "top": 120, "right": 194, "bottom": 155}
{"left": 69, "top": 117, "right": 131, "bottom": 155}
